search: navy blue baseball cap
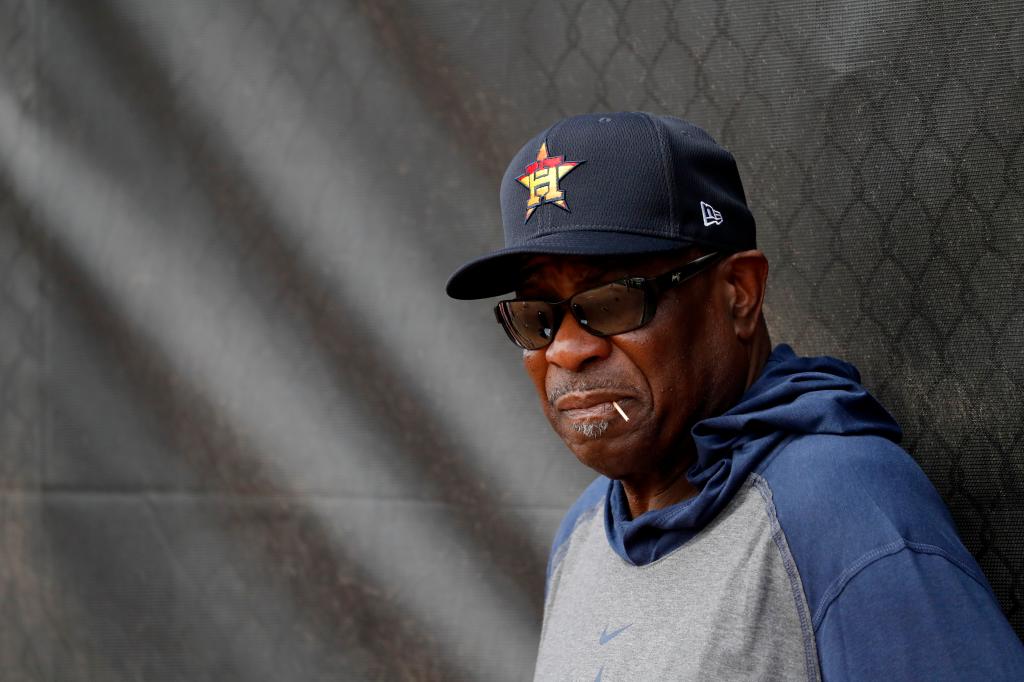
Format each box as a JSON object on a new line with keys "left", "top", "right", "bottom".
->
{"left": 445, "top": 111, "right": 757, "bottom": 300}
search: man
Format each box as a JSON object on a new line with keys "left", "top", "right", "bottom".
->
{"left": 445, "top": 112, "right": 1024, "bottom": 680}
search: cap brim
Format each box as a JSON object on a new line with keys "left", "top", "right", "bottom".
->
{"left": 445, "top": 230, "right": 699, "bottom": 300}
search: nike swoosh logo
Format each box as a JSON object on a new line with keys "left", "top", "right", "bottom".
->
{"left": 598, "top": 623, "right": 632, "bottom": 645}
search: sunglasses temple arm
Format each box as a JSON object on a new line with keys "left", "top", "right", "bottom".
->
{"left": 651, "top": 251, "right": 723, "bottom": 294}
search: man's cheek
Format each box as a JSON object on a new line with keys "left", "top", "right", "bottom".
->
{"left": 522, "top": 352, "right": 547, "bottom": 391}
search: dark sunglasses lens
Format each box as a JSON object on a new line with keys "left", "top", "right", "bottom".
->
{"left": 570, "top": 282, "right": 646, "bottom": 336}
{"left": 497, "top": 300, "right": 558, "bottom": 350}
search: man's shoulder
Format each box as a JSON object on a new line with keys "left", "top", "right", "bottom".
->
{"left": 751, "top": 433, "right": 1024, "bottom": 677}
{"left": 545, "top": 476, "right": 607, "bottom": 582}
{"left": 755, "top": 432, "right": 954, "bottom": 536}
{"left": 754, "top": 432, "right": 984, "bottom": 619}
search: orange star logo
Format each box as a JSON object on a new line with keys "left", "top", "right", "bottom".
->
{"left": 516, "top": 141, "right": 583, "bottom": 222}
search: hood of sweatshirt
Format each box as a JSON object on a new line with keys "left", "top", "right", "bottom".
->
{"left": 604, "top": 343, "right": 903, "bottom": 565}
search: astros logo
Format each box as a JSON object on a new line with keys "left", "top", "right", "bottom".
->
{"left": 516, "top": 141, "right": 583, "bottom": 222}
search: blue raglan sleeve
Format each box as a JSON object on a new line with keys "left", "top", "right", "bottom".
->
{"left": 814, "top": 543, "right": 1024, "bottom": 680}
{"left": 759, "top": 434, "right": 1024, "bottom": 680}
{"left": 545, "top": 476, "right": 609, "bottom": 592}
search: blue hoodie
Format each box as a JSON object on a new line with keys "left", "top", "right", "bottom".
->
{"left": 544, "top": 344, "right": 1024, "bottom": 680}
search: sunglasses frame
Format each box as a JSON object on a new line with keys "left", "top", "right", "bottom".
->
{"left": 494, "top": 251, "right": 724, "bottom": 350}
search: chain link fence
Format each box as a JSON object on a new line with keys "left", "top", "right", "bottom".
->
{"left": 1, "top": 0, "right": 1021, "bottom": 679}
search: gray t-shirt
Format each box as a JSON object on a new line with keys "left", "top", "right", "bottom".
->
{"left": 534, "top": 474, "right": 820, "bottom": 681}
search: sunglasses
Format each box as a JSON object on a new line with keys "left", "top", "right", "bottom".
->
{"left": 494, "top": 251, "right": 723, "bottom": 350}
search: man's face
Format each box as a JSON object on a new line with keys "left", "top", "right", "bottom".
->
{"left": 517, "top": 250, "right": 741, "bottom": 481}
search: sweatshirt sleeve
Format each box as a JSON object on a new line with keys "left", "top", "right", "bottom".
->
{"left": 815, "top": 543, "right": 1024, "bottom": 680}
{"left": 545, "top": 476, "right": 609, "bottom": 591}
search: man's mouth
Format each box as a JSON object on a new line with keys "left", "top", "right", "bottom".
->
{"left": 554, "top": 392, "right": 633, "bottom": 420}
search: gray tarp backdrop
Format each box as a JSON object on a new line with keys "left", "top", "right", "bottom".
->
{"left": 1, "top": 0, "right": 1022, "bottom": 680}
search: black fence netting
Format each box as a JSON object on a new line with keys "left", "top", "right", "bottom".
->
{"left": 0, "top": 0, "right": 1021, "bottom": 679}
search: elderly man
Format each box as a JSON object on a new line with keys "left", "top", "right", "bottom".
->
{"left": 445, "top": 112, "right": 1023, "bottom": 680}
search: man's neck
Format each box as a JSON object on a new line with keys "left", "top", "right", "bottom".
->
{"left": 746, "top": 324, "right": 773, "bottom": 391}
{"left": 620, "top": 461, "right": 701, "bottom": 518}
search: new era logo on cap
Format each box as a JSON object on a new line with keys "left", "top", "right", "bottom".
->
{"left": 701, "top": 201, "right": 723, "bottom": 227}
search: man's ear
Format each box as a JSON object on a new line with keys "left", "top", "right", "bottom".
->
{"left": 721, "top": 250, "right": 769, "bottom": 341}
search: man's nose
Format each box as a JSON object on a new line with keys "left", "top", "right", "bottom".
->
{"left": 544, "top": 312, "right": 612, "bottom": 371}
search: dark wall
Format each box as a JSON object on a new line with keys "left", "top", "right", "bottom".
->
{"left": 0, "top": 0, "right": 1020, "bottom": 679}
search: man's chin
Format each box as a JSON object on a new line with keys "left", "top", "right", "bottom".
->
{"left": 570, "top": 419, "right": 611, "bottom": 440}
{"left": 556, "top": 423, "right": 638, "bottom": 474}
{"left": 555, "top": 418, "right": 616, "bottom": 447}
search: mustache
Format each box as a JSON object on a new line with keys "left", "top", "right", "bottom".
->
{"left": 546, "top": 378, "right": 639, "bottom": 406}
